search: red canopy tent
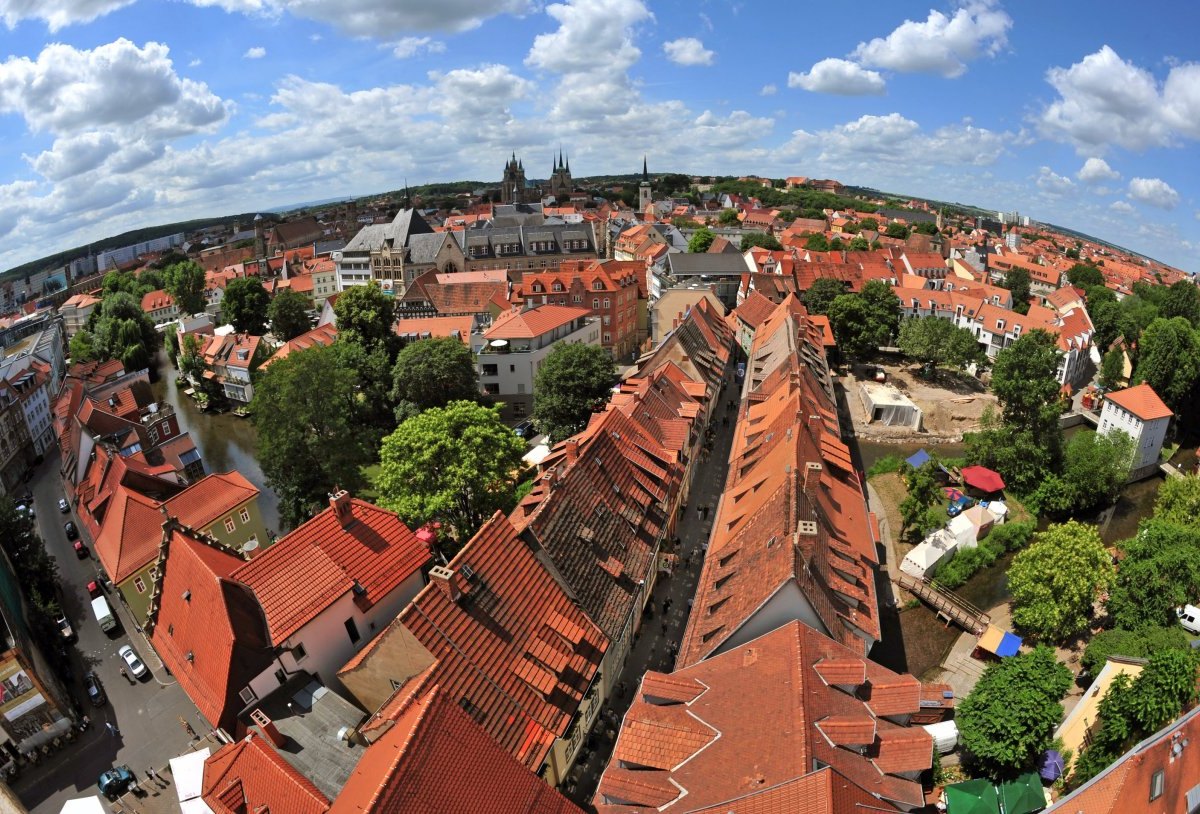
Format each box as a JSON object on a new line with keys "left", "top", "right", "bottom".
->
{"left": 961, "top": 465, "right": 1005, "bottom": 493}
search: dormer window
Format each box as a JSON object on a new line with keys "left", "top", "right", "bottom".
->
{"left": 553, "top": 282, "right": 564, "bottom": 292}
{"left": 532, "top": 283, "right": 543, "bottom": 293}
{"left": 593, "top": 280, "right": 604, "bottom": 291}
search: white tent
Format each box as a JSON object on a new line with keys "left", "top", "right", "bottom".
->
{"left": 984, "top": 500, "right": 1008, "bottom": 524}
{"left": 923, "top": 720, "right": 959, "bottom": 754}
{"left": 171, "top": 747, "right": 214, "bottom": 814}
{"left": 900, "top": 530, "right": 959, "bottom": 579}
{"left": 60, "top": 798, "right": 108, "bottom": 814}
{"left": 859, "top": 383, "right": 922, "bottom": 429}
{"left": 949, "top": 514, "right": 978, "bottom": 550}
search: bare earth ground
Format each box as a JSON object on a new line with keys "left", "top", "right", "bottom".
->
{"left": 843, "top": 362, "right": 998, "bottom": 442}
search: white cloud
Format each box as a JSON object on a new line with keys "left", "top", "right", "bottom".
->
{"left": 188, "top": 58, "right": 202, "bottom": 67}
{"left": 663, "top": 37, "right": 713, "bottom": 67}
{"left": 1035, "top": 166, "right": 1075, "bottom": 196}
{"left": 788, "top": 58, "right": 885, "bottom": 95}
{"left": 1128, "top": 177, "right": 1180, "bottom": 209}
{"left": 1039, "top": 46, "right": 1200, "bottom": 152}
{"left": 852, "top": 0, "right": 1011, "bottom": 78}
{"left": 187, "top": 0, "right": 531, "bottom": 34}
{"left": 389, "top": 36, "right": 446, "bottom": 59}
{"left": 760, "top": 83, "right": 777, "bottom": 96}
{"left": 526, "top": 0, "right": 651, "bottom": 74}
{"left": 1109, "top": 200, "right": 1135, "bottom": 214}
{"left": 243, "top": 46, "right": 266, "bottom": 59}
{"left": 1077, "top": 157, "right": 1119, "bottom": 183}
{"left": 0, "top": 0, "right": 135, "bottom": 31}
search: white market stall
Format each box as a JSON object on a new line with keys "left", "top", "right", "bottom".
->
{"left": 859, "top": 382, "right": 922, "bottom": 429}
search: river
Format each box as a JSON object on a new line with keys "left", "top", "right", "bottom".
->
{"left": 151, "top": 351, "right": 282, "bottom": 534}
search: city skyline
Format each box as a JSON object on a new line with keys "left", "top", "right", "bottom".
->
{"left": 0, "top": 0, "right": 1197, "bottom": 271}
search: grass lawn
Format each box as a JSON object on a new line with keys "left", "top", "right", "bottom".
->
{"left": 870, "top": 472, "right": 908, "bottom": 551}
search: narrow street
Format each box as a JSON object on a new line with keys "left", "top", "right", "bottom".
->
{"left": 565, "top": 374, "right": 739, "bottom": 806}
{"left": 12, "top": 453, "right": 205, "bottom": 814}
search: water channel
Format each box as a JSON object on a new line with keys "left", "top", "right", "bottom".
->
{"left": 150, "top": 351, "right": 282, "bottom": 534}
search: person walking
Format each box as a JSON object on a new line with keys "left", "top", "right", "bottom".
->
{"left": 105, "top": 722, "right": 120, "bottom": 737}
{"left": 119, "top": 667, "right": 130, "bottom": 684}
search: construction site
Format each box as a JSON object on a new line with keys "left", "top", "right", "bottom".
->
{"left": 842, "top": 361, "right": 998, "bottom": 442}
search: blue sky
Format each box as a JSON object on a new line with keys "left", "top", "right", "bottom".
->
{"left": 0, "top": 0, "right": 1197, "bottom": 272}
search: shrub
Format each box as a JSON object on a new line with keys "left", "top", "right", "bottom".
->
{"left": 1081, "top": 626, "right": 1191, "bottom": 676}
{"left": 987, "top": 520, "right": 1036, "bottom": 553}
{"left": 867, "top": 455, "right": 905, "bottom": 477}
{"left": 937, "top": 537, "right": 1003, "bottom": 589}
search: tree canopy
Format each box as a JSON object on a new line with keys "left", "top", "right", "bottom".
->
{"left": 268, "top": 288, "right": 313, "bottom": 341}
{"left": 999, "top": 267, "right": 1032, "bottom": 315}
{"left": 804, "top": 233, "right": 829, "bottom": 252}
{"left": 222, "top": 276, "right": 270, "bottom": 334}
{"left": 802, "top": 278, "right": 845, "bottom": 316}
{"left": 1162, "top": 280, "right": 1200, "bottom": 327}
{"left": 740, "top": 232, "right": 783, "bottom": 252}
{"left": 251, "top": 344, "right": 372, "bottom": 528}
{"left": 1133, "top": 317, "right": 1200, "bottom": 416}
{"left": 533, "top": 342, "right": 617, "bottom": 443}
{"left": 826, "top": 281, "right": 899, "bottom": 359}
{"left": 957, "top": 646, "right": 1072, "bottom": 778}
{"left": 1107, "top": 517, "right": 1200, "bottom": 630}
{"left": 1066, "top": 263, "right": 1104, "bottom": 289}
{"left": 161, "top": 260, "right": 207, "bottom": 315}
{"left": 1155, "top": 474, "right": 1200, "bottom": 526}
{"left": 717, "top": 209, "right": 740, "bottom": 226}
{"left": 373, "top": 401, "right": 526, "bottom": 546}
{"left": 333, "top": 283, "right": 397, "bottom": 357}
{"left": 1027, "top": 429, "right": 1134, "bottom": 517}
{"left": 897, "top": 316, "right": 986, "bottom": 370}
{"left": 899, "top": 461, "right": 944, "bottom": 543}
{"left": 69, "top": 292, "right": 160, "bottom": 373}
{"left": 1007, "top": 520, "right": 1113, "bottom": 641}
{"left": 687, "top": 227, "right": 716, "bottom": 253}
{"left": 391, "top": 337, "right": 480, "bottom": 422}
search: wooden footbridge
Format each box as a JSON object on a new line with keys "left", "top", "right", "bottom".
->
{"left": 897, "top": 573, "right": 991, "bottom": 635}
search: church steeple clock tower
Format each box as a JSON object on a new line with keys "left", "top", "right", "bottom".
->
{"left": 638, "top": 156, "right": 653, "bottom": 211}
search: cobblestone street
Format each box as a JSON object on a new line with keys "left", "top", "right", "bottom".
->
{"left": 565, "top": 373, "right": 740, "bottom": 807}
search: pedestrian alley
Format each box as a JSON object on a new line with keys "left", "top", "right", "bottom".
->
{"left": 565, "top": 373, "right": 741, "bottom": 806}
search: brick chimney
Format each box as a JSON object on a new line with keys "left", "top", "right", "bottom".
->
{"left": 804, "top": 462, "right": 823, "bottom": 500}
{"left": 429, "top": 565, "right": 471, "bottom": 602}
{"left": 249, "top": 709, "right": 287, "bottom": 748}
{"left": 565, "top": 438, "right": 579, "bottom": 464}
{"left": 329, "top": 489, "right": 353, "bottom": 528}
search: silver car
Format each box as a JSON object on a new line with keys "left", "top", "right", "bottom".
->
{"left": 117, "top": 645, "right": 148, "bottom": 679}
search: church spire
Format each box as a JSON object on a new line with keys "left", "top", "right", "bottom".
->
{"left": 642, "top": 156, "right": 648, "bottom": 182}
{"left": 565, "top": 153, "right": 570, "bottom": 173}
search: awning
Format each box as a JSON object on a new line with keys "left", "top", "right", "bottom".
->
{"left": 906, "top": 449, "right": 931, "bottom": 468}
{"left": 977, "top": 625, "right": 1022, "bottom": 657}
{"left": 998, "top": 772, "right": 1047, "bottom": 814}
{"left": 961, "top": 465, "right": 1005, "bottom": 493}
{"left": 944, "top": 779, "right": 1000, "bottom": 814}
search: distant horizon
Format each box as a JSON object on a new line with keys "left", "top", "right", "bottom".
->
{"left": 0, "top": 1, "right": 1196, "bottom": 272}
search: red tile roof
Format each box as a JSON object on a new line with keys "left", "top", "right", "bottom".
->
{"left": 233, "top": 496, "right": 429, "bottom": 646}
{"left": 330, "top": 685, "right": 583, "bottom": 814}
{"left": 343, "top": 512, "right": 606, "bottom": 772}
{"left": 485, "top": 304, "right": 591, "bottom": 340}
{"left": 141, "top": 289, "right": 175, "bottom": 312}
{"left": 260, "top": 323, "right": 338, "bottom": 370}
{"left": 393, "top": 315, "right": 472, "bottom": 343}
{"left": 1103, "top": 382, "right": 1173, "bottom": 421}
{"left": 203, "top": 732, "right": 330, "bottom": 814}
{"left": 147, "top": 523, "right": 273, "bottom": 732}
{"left": 595, "top": 621, "right": 931, "bottom": 813}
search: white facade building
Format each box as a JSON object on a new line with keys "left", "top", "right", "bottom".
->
{"left": 1098, "top": 383, "right": 1173, "bottom": 480}
{"left": 475, "top": 304, "right": 600, "bottom": 419}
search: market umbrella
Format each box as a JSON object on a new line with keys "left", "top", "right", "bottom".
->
{"left": 944, "top": 779, "right": 1000, "bottom": 814}
{"left": 998, "top": 772, "right": 1046, "bottom": 814}
{"left": 961, "top": 465, "right": 1006, "bottom": 493}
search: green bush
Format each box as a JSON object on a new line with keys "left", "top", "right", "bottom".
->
{"left": 867, "top": 455, "right": 905, "bottom": 477}
{"left": 986, "top": 520, "right": 1037, "bottom": 553}
{"left": 1081, "top": 626, "right": 1190, "bottom": 676}
{"left": 936, "top": 537, "right": 1003, "bottom": 589}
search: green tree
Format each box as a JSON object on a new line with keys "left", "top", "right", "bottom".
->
{"left": 533, "top": 342, "right": 617, "bottom": 443}
{"left": 1007, "top": 521, "right": 1113, "bottom": 641}
{"left": 827, "top": 295, "right": 882, "bottom": 359}
{"left": 391, "top": 338, "right": 480, "bottom": 422}
{"left": 957, "top": 646, "right": 1072, "bottom": 778}
{"left": 137, "top": 268, "right": 165, "bottom": 291}
{"left": 898, "top": 317, "right": 985, "bottom": 370}
{"left": 161, "top": 260, "right": 207, "bottom": 315}
{"left": 687, "top": 227, "right": 716, "bottom": 253}
{"left": 1000, "top": 267, "right": 1032, "bottom": 314}
{"left": 373, "top": 401, "right": 526, "bottom": 545}
{"left": 858, "top": 217, "right": 878, "bottom": 231}
{"left": 912, "top": 221, "right": 940, "bottom": 235}
{"left": 1065, "top": 247, "right": 1080, "bottom": 260}
{"left": 847, "top": 235, "right": 871, "bottom": 251}
{"left": 1030, "top": 429, "right": 1134, "bottom": 516}
{"left": 1089, "top": 298, "right": 1122, "bottom": 353}
{"left": 334, "top": 282, "right": 397, "bottom": 357}
{"left": 1107, "top": 518, "right": 1200, "bottom": 630}
{"left": 333, "top": 340, "right": 397, "bottom": 437}
{"left": 1155, "top": 474, "right": 1200, "bottom": 526}
{"left": 222, "top": 276, "right": 270, "bottom": 334}
{"left": 899, "top": 462, "right": 943, "bottom": 543}
{"left": 717, "top": 209, "right": 739, "bottom": 226}
{"left": 1082, "top": 626, "right": 1190, "bottom": 677}
{"left": 804, "top": 233, "right": 830, "bottom": 252}
{"left": 71, "top": 292, "right": 161, "bottom": 372}
{"left": 1133, "top": 316, "right": 1200, "bottom": 414}
{"left": 268, "top": 289, "right": 313, "bottom": 341}
{"left": 859, "top": 279, "right": 901, "bottom": 345}
{"left": 884, "top": 222, "right": 909, "bottom": 239}
{"left": 0, "top": 499, "right": 69, "bottom": 678}
{"left": 251, "top": 344, "right": 373, "bottom": 528}
{"left": 1066, "top": 263, "right": 1104, "bottom": 289}
{"left": 178, "top": 333, "right": 205, "bottom": 378}
{"left": 740, "top": 232, "right": 783, "bottom": 251}
{"left": 1162, "top": 280, "right": 1200, "bottom": 326}
{"left": 802, "top": 278, "right": 845, "bottom": 316}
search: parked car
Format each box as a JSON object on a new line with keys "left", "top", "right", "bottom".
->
{"left": 15, "top": 503, "right": 33, "bottom": 519}
{"left": 84, "top": 671, "right": 106, "bottom": 707}
{"left": 1178, "top": 604, "right": 1200, "bottom": 635}
{"left": 514, "top": 419, "right": 535, "bottom": 438}
{"left": 73, "top": 540, "right": 88, "bottom": 558}
{"left": 64, "top": 521, "right": 78, "bottom": 540}
{"left": 118, "top": 645, "right": 148, "bottom": 679}
{"left": 58, "top": 498, "right": 70, "bottom": 513}
{"left": 87, "top": 580, "right": 103, "bottom": 598}
{"left": 98, "top": 766, "right": 134, "bottom": 799}
{"left": 57, "top": 616, "right": 73, "bottom": 641}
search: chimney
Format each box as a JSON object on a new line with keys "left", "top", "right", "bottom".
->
{"left": 329, "top": 489, "right": 353, "bottom": 528}
{"left": 809, "top": 413, "right": 824, "bottom": 437}
{"left": 804, "top": 461, "right": 823, "bottom": 501}
{"left": 428, "top": 565, "right": 471, "bottom": 602}
{"left": 249, "top": 709, "right": 288, "bottom": 748}
{"left": 564, "top": 438, "right": 579, "bottom": 464}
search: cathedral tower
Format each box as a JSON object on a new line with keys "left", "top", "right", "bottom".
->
{"left": 638, "top": 156, "right": 653, "bottom": 211}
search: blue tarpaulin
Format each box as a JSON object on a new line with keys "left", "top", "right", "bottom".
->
{"left": 996, "top": 632, "right": 1022, "bottom": 657}
{"left": 906, "top": 449, "right": 932, "bottom": 468}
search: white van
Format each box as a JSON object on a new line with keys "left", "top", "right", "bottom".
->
{"left": 91, "top": 596, "right": 118, "bottom": 633}
{"left": 1177, "top": 604, "right": 1200, "bottom": 635}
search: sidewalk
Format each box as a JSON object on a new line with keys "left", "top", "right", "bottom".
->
{"left": 564, "top": 376, "right": 739, "bottom": 805}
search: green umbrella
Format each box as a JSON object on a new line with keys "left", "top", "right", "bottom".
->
{"left": 944, "top": 779, "right": 1000, "bottom": 814}
{"left": 998, "top": 772, "right": 1046, "bottom": 814}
